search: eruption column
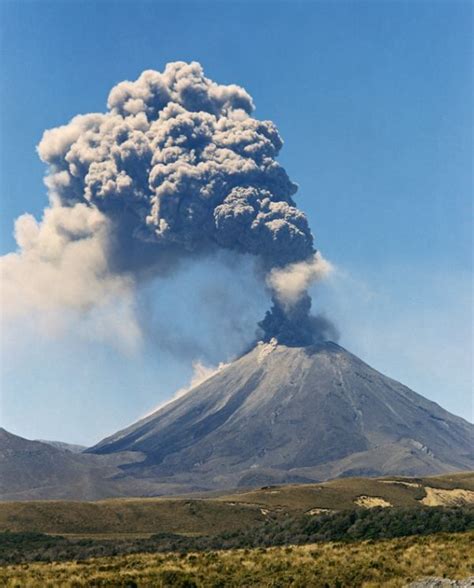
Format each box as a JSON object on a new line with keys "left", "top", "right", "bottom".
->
{"left": 2, "top": 61, "right": 335, "bottom": 346}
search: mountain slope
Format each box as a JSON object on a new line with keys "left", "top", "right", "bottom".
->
{"left": 89, "top": 341, "right": 473, "bottom": 490}
{"left": 35, "top": 440, "right": 86, "bottom": 453}
{"left": 0, "top": 429, "right": 169, "bottom": 500}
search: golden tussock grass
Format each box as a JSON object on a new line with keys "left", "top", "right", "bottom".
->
{"left": 1, "top": 531, "right": 473, "bottom": 587}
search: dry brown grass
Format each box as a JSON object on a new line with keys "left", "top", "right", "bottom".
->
{"left": 1, "top": 531, "right": 472, "bottom": 587}
{"left": 421, "top": 488, "right": 474, "bottom": 507}
{"left": 0, "top": 473, "right": 472, "bottom": 539}
{"left": 0, "top": 499, "right": 264, "bottom": 536}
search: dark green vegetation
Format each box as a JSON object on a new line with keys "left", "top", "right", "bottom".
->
{"left": 212, "top": 506, "right": 474, "bottom": 548}
{"left": 1, "top": 506, "right": 472, "bottom": 565}
{"left": 1, "top": 532, "right": 473, "bottom": 587}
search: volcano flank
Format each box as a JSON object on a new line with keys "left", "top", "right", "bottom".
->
{"left": 87, "top": 340, "right": 473, "bottom": 492}
{"left": 1, "top": 341, "right": 472, "bottom": 500}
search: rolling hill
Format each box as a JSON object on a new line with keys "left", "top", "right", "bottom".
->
{"left": 0, "top": 472, "right": 472, "bottom": 536}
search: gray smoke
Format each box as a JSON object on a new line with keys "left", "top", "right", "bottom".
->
{"left": 2, "top": 61, "right": 335, "bottom": 347}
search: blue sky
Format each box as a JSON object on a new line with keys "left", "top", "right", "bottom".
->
{"left": 0, "top": 0, "right": 472, "bottom": 444}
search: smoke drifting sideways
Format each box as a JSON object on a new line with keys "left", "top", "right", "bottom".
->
{"left": 0, "top": 61, "right": 336, "bottom": 350}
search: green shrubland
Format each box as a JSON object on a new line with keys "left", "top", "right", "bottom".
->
{"left": 1, "top": 506, "right": 472, "bottom": 565}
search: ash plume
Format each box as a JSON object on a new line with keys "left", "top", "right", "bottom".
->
{"left": 1, "top": 61, "right": 335, "bottom": 347}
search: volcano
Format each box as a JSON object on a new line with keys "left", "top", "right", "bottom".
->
{"left": 88, "top": 341, "right": 473, "bottom": 491}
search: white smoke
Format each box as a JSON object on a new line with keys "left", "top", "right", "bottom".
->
{"left": 143, "top": 359, "right": 229, "bottom": 416}
{"left": 2, "top": 204, "right": 117, "bottom": 314}
{"left": 267, "top": 252, "right": 333, "bottom": 308}
{"left": 173, "top": 359, "right": 229, "bottom": 399}
{"left": 0, "top": 204, "right": 141, "bottom": 351}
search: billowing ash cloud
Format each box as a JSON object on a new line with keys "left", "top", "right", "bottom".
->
{"left": 1, "top": 61, "right": 335, "bottom": 347}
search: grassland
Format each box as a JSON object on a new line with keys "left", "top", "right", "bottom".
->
{"left": 1, "top": 472, "right": 472, "bottom": 537}
{"left": 0, "top": 499, "right": 264, "bottom": 536}
{"left": 1, "top": 531, "right": 472, "bottom": 587}
{"left": 1, "top": 473, "right": 472, "bottom": 586}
